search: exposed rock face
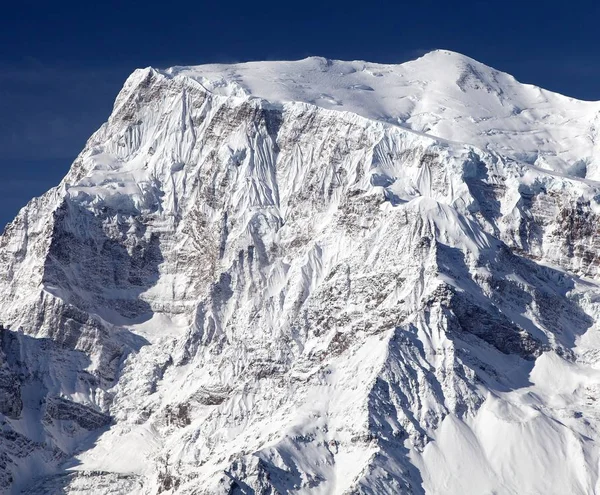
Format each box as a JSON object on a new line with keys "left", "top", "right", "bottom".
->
{"left": 0, "top": 327, "right": 115, "bottom": 492}
{"left": 43, "top": 397, "right": 111, "bottom": 431}
{"left": 0, "top": 333, "right": 23, "bottom": 420}
{"left": 1, "top": 50, "right": 600, "bottom": 494}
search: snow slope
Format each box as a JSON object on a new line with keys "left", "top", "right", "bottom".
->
{"left": 167, "top": 51, "right": 600, "bottom": 179}
{"left": 1, "top": 50, "right": 600, "bottom": 494}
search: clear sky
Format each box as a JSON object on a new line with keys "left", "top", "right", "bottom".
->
{"left": 1, "top": 0, "right": 599, "bottom": 227}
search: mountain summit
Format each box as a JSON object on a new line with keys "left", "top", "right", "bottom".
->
{"left": 163, "top": 50, "right": 600, "bottom": 178}
{"left": 1, "top": 51, "right": 600, "bottom": 494}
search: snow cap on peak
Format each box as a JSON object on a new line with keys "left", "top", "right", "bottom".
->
{"left": 110, "top": 50, "right": 600, "bottom": 180}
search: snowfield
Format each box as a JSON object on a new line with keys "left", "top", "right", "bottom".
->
{"left": 1, "top": 50, "right": 600, "bottom": 494}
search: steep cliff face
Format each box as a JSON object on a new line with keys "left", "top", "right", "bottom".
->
{"left": 2, "top": 50, "right": 600, "bottom": 494}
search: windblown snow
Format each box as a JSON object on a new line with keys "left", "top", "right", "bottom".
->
{"left": 1, "top": 50, "right": 600, "bottom": 494}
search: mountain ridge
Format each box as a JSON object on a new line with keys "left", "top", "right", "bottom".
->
{"left": 108, "top": 49, "right": 600, "bottom": 184}
{"left": 158, "top": 49, "right": 598, "bottom": 103}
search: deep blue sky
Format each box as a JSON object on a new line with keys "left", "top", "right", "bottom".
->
{"left": 1, "top": 0, "right": 599, "bottom": 227}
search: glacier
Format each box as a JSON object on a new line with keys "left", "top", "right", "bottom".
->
{"left": 1, "top": 49, "right": 600, "bottom": 494}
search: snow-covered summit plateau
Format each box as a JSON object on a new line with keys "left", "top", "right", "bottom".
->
{"left": 2, "top": 50, "right": 600, "bottom": 494}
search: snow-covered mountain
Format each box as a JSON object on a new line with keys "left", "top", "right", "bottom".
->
{"left": 2, "top": 49, "right": 600, "bottom": 494}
